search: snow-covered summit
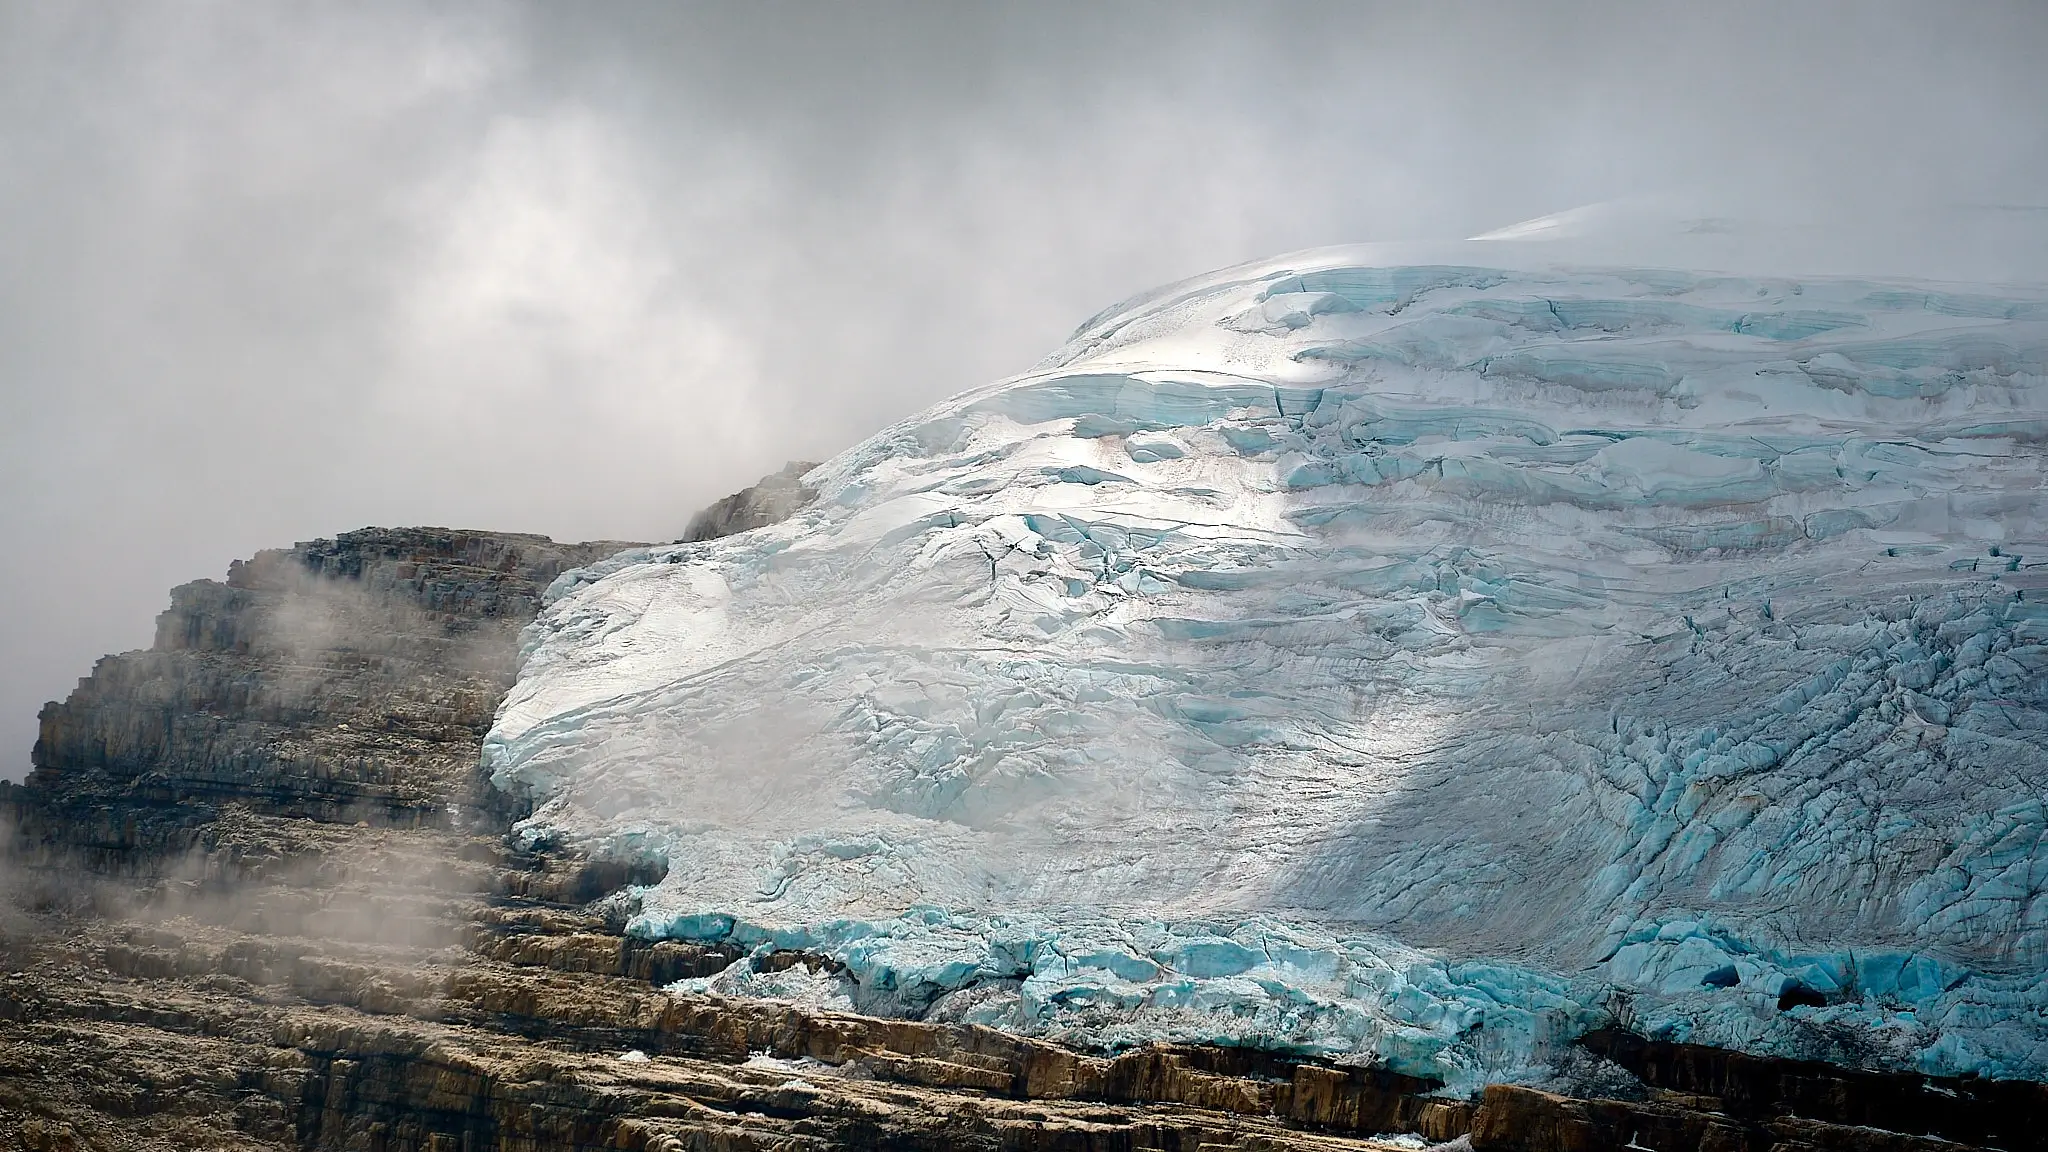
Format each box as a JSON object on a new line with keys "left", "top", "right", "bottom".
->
{"left": 487, "top": 245, "right": 2048, "bottom": 1092}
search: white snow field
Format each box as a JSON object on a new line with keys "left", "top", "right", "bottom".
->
{"left": 487, "top": 242, "right": 2048, "bottom": 1092}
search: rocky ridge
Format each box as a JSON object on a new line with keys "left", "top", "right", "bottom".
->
{"left": 1, "top": 510, "right": 2040, "bottom": 1150}
{"left": 7, "top": 528, "right": 630, "bottom": 870}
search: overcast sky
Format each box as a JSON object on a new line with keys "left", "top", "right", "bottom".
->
{"left": 2, "top": 1, "right": 2045, "bottom": 778}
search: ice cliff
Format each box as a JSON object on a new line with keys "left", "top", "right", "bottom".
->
{"left": 486, "top": 244, "right": 2048, "bottom": 1094}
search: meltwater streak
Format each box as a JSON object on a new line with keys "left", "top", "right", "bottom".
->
{"left": 486, "top": 242, "right": 2048, "bottom": 1091}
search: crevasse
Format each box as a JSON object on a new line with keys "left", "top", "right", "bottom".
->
{"left": 485, "top": 246, "right": 2048, "bottom": 1094}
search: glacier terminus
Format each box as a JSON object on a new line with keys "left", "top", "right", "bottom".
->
{"left": 485, "top": 242, "right": 2048, "bottom": 1095}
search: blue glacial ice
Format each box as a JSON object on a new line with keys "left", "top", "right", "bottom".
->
{"left": 486, "top": 244, "right": 2048, "bottom": 1095}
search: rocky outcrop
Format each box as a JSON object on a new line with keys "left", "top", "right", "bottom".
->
{"left": 2, "top": 520, "right": 2039, "bottom": 1151}
{"left": 679, "top": 461, "right": 818, "bottom": 543}
{"left": 1570, "top": 1029, "right": 2048, "bottom": 1152}
{"left": 1467, "top": 1082, "right": 1998, "bottom": 1152}
{"left": 3, "top": 529, "right": 630, "bottom": 876}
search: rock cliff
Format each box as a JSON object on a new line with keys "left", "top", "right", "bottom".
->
{"left": 679, "top": 462, "right": 819, "bottom": 544}
{"left": 9, "top": 528, "right": 631, "bottom": 869}
{"left": 1, "top": 514, "right": 2039, "bottom": 1151}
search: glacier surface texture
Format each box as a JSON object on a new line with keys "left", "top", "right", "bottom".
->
{"left": 488, "top": 247, "right": 2048, "bottom": 1093}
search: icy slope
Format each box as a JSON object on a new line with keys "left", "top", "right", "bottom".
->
{"left": 487, "top": 247, "right": 2048, "bottom": 1091}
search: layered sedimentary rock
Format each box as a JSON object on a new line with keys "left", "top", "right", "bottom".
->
{"left": 9, "top": 884, "right": 2034, "bottom": 1152}
{"left": 6, "top": 529, "right": 633, "bottom": 877}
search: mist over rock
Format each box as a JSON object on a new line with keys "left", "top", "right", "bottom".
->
{"left": 490, "top": 247, "right": 2048, "bottom": 1091}
{"left": 5, "top": 528, "right": 634, "bottom": 874}
{"left": 680, "top": 461, "right": 821, "bottom": 544}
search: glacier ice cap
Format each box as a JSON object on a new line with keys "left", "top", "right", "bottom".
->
{"left": 488, "top": 244, "right": 2048, "bottom": 1090}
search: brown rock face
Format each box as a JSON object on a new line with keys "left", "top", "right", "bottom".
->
{"left": 1, "top": 521, "right": 2039, "bottom": 1151}
{"left": 7, "top": 528, "right": 632, "bottom": 875}
{"left": 1572, "top": 1030, "right": 2048, "bottom": 1152}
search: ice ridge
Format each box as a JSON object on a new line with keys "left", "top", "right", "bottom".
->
{"left": 487, "top": 249, "right": 2048, "bottom": 1093}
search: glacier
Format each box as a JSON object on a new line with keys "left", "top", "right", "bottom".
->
{"left": 486, "top": 242, "right": 2048, "bottom": 1095}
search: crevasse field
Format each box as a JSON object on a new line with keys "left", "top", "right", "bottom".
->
{"left": 486, "top": 241, "right": 2048, "bottom": 1093}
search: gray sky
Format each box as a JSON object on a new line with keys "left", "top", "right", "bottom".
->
{"left": 3, "top": 0, "right": 2045, "bottom": 779}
